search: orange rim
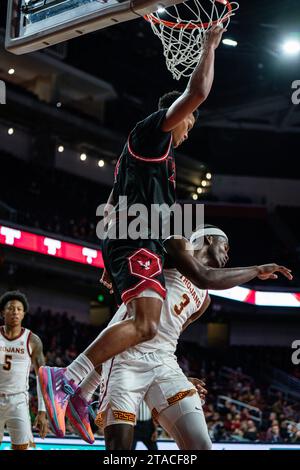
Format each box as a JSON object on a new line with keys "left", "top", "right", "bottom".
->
{"left": 144, "top": 0, "right": 232, "bottom": 30}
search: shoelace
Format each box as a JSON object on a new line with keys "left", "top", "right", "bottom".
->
{"left": 60, "top": 382, "right": 76, "bottom": 405}
{"left": 88, "top": 400, "right": 99, "bottom": 419}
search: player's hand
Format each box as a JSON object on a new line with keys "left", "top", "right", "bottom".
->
{"left": 100, "top": 268, "right": 113, "bottom": 294}
{"left": 34, "top": 411, "right": 49, "bottom": 439}
{"left": 206, "top": 25, "right": 227, "bottom": 49}
{"left": 188, "top": 377, "right": 208, "bottom": 403}
{"left": 257, "top": 264, "right": 293, "bottom": 281}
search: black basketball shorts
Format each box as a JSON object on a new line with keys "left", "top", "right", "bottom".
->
{"left": 102, "top": 238, "right": 166, "bottom": 306}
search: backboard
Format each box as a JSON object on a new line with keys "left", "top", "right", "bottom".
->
{"left": 5, "top": 0, "right": 182, "bottom": 55}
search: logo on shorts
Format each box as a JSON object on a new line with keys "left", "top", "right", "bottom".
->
{"left": 137, "top": 260, "right": 151, "bottom": 270}
{"left": 128, "top": 249, "right": 162, "bottom": 279}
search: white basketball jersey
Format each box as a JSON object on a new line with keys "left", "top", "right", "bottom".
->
{"left": 110, "top": 269, "right": 207, "bottom": 357}
{"left": 0, "top": 327, "right": 32, "bottom": 394}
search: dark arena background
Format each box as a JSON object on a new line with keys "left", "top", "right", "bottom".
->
{"left": 0, "top": 0, "right": 300, "bottom": 453}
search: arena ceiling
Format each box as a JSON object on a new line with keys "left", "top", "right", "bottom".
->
{"left": 1, "top": 0, "right": 300, "bottom": 179}
{"left": 44, "top": 0, "right": 300, "bottom": 179}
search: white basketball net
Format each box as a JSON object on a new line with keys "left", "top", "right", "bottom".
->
{"left": 145, "top": 0, "right": 239, "bottom": 80}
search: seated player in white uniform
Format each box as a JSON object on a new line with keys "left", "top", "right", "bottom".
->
{"left": 0, "top": 291, "right": 48, "bottom": 450}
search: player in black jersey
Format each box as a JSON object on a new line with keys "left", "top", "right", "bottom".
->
{"left": 38, "top": 26, "right": 293, "bottom": 440}
{"left": 82, "top": 25, "right": 227, "bottom": 359}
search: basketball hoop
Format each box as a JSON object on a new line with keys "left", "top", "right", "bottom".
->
{"left": 144, "top": 0, "right": 239, "bottom": 80}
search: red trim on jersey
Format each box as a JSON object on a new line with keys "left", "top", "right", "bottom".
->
{"left": 121, "top": 278, "right": 166, "bottom": 305}
{"left": 127, "top": 134, "right": 172, "bottom": 163}
{"left": 26, "top": 331, "right": 32, "bottom": 357}
{"left": 98, "top": 310, "right": 128, "bottom": 411}
{"left": 0, "top": 326, "right": 25, "bottom": 341}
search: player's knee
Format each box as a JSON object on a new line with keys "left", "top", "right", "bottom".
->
{"left": 193, "top": 431, "right": 212, "bottom": 450}
{"left": 105, "top": 425, "right": 133, "bottom": 450}
{"left": 136, "top": 320, "right": 158, "bottom": 342}
{"left": 201, "top": 435, "right": 212, "bottom": 450}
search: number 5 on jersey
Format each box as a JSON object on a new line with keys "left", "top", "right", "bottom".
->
{"left": 3, "top": 354, "right": 12, "bottom": 371}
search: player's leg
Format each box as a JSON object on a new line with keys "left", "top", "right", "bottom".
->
{"left": 94, "top": 358, "right": 154, "bottom": 450}
{"left": 65, "top": 364, "right": 103, "bottom": 444}
{"left": 96, "top": 403, "right": 138, "bottom": 450}
{"left": 39, "top": 297, "right": 162, "bottom": 438}
{"left": 84, "top": 295, "right": 163, "bottom": 364}
{"left": 7, "top": 393, "right": 33, "bottom": 451}
{"left": 141, "top": 434, "right": 158, "bottom": 450}
{"left": 105, "top": 422, "right": 134, "bottom": 450}
{"left": 39, "top": 241, "right": 165, "bottom": 437}
{"left": 144, "top": 355, "right": 211, "bottom": 450}
{"left": 157, "top": 394, "right": 212, "bottom": 450}
{"left": 134, "top": 420, "right": 158, "bottom": 450}
{"left": 84, "top": 239, "right": 166, "bottom": 364}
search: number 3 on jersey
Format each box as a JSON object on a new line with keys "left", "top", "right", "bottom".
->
{"left": 174, "top": 293, "right": 190, "bottom": 315}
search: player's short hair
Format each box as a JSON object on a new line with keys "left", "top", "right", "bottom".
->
{"left": 0, "top": 290, "right": 29, "bottom": 313}
{"left": 158, "top": 91, "right": 199, "bottom": 121}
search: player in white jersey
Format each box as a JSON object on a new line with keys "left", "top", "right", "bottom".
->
{"left": 0, "top": 291, "right": 48, "bottom": 450}
{"left": 90, "top": 226, "right": 224, "bottom": 450}
{"left": 95, "top": 265, "right": 212, "bottom": 450}
{"left": 39, "top": 223, "right": 292, "bottom": 445}
{"left": 88, "top": 224, "right": 292, "bottom": 450}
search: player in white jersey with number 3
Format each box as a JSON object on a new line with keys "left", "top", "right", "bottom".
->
{"left": 0, "top": 291, "right": 48, "bottom": 450}
{"left": 42, "top": 224, "right": 292, "bottom": 448}
{"left": 93, "top": 225, "right": 229, "bottom": 450}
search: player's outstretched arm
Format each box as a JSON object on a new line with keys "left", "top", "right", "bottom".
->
{"left": 165, "top": 238, "right": 293, "bottom": 290}
{"left": 30, "top": 333, "right": 49, "bottom": 439}
{"left": 162, "top": 25, "right": 226, "bottom": 132}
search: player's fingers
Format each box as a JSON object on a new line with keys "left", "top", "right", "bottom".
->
{"left": 278, "top": 267, "right": 293, "bottom": 280}
{"left": 197, "top": 379, "right": 206, "bottom": 387}
{"left": 196, "top": 382, "right": 207, "bottom": 391}
{"left": 196, "top": 386, "right": 207, "bottom": 395}
{"left": 269, "top": 274, "right": 278, "bottom": 279}
{"left": 42, "top": 425, "right": 48, "bottom": 439}
{"left": 43, "top": 422, "right": 49, "bottom": 438}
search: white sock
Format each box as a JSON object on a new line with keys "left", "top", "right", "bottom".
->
{"left": 65, "top": 353, "right": 94, "bottom": 385}
{"left": 79, "top": 370, "right": 102, "bottom": 402}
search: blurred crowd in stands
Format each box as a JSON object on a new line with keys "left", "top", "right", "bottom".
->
{"left": 0, "top": 152, "right": 109, "bottom": 244}
{"left": 17, "top": 307, "right": 300, "bottom": 444}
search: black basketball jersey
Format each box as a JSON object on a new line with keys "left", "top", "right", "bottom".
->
{"left": 112, "top": 109, "right": 176, "bottom": 239}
